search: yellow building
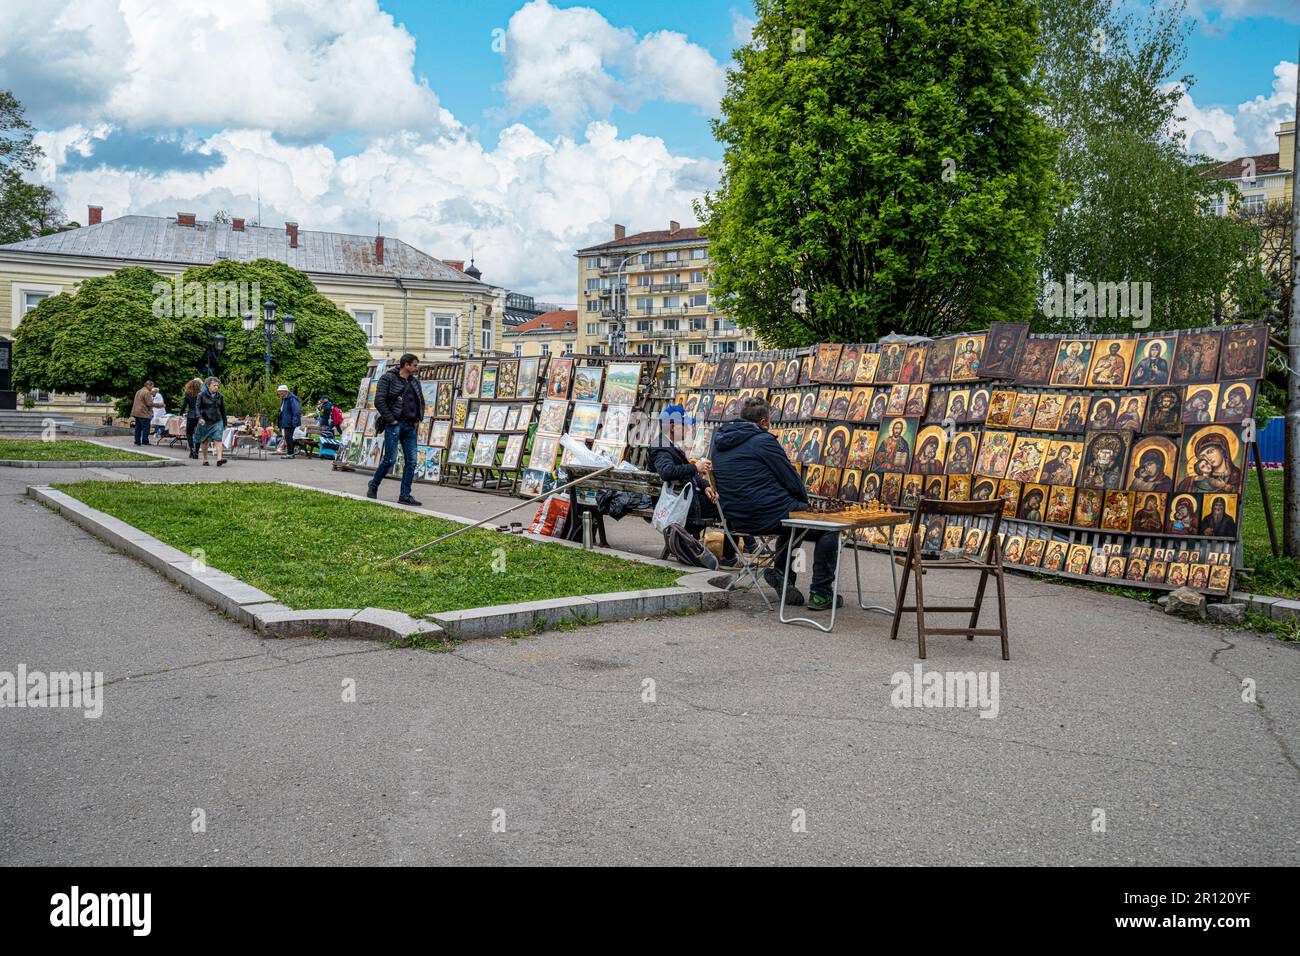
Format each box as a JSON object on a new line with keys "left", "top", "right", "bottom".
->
{"left": 0, "top": 208, "right": 505, "bottom": 414}
{"left": 575, "top": 221, "right": 755, "bottom": 388}
{"left": 504, "top": 309, "right": 577, "bottom": 357}
{"left": 1208, "top": 120, "right": 1295, "bottom": 214}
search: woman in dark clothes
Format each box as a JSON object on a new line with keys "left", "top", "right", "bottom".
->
{"left": 195, "top": 376, "right": 228, "bottom": 467}
{"left": 179, "top": 378, "right": 202, "bottom": 459}
{"left": 650, "top": 405, "right": 732, "bottom": 564}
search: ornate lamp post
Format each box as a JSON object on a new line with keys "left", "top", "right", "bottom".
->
{"left": 201, "top": 327, "right": 226, "bottom": 377}
{"left": 242, "top": 299, "right": 295, "bottom": 386}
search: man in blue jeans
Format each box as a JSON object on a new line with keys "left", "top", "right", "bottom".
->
{"left": 367, "top": 353, "right": 425, "bottom": 505}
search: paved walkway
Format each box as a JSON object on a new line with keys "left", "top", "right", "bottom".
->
{"left": 1, "top": 437, "right": 1298, "bottom": 864}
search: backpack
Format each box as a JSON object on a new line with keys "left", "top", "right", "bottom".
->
{"left": 666, "top": 523, "right": 718, "bottom": 570}
{"left": 332, "top": 405, "right": 344, "bottom": 427}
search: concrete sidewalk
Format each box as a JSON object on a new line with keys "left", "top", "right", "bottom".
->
{"left": 1, "top": 437, "right": 1298, "bottom": 865}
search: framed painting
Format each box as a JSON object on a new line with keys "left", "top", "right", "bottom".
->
{"left": 1172, "top": 330, "right": 1222, "bottom": 385}
{"left": 1086, "top": 339, "right": 1138, "bottom": 388}
{"left": 447, "top": 431, "right": 474, "bottom": 465}
{"left": 500, "top": 434, "right": 526, "bottom": 470}
{"left": 981, "top": 323, "right": 1028, "bottom": 379}
{"left": 428, "top": 420, "right": 451, "bottom": 448}
{"left": 568, "top": 402, "right": 602, "bottom": 440}
{"left": 872, "top": 417, "right": 918, "bottom": 472}
{"left": 1218, "top": 324, "right": 1268, "bottom": 380}
{"left": 1016, "top": 338, "right": 1058, "bottom": 386}
{"left": 1130, "top": 335, "right": 1177, "bottom": 386}
{"left": 527, "top": 434, "right": 560, "bottom": 472}
{"left": 547, "top": 357, "right": 575, "bottom": 398}
{"left": 471, "top": 433, "right": 500, "bottom": 468}
{"left": 1176, "top": 423, "right": 1245, "bottom": 494}
{"left": 497, "top": 360, "right": 519, "bottom": 399}
{"left": 1049, "top": 339, "right": 1094, "bottom": 387}
{"left": 486, "top": 405, "right": 509, "bottom": 432}
{"left": 571, "top": 366, "right": 604, "bottom": 403}
{"left": 452, "top": 398, "right": 470, "bottom": 428}
{"left": 480, "top": 364, "right": 499, "bottom": 400}
{"left": 923, "top": 337, "right": 955, "bottom": 384}
{"left": 536, "top": 398, "right": 569, "bottom": 436}
{"left": 601, "top": 404, "right": 631, "bottom": 443}
{"left": 1077, "top": 430, "right": 1132, "bottom": 490}
{"left": 1127, "top": 435, "right": 1177, "bottom": 493}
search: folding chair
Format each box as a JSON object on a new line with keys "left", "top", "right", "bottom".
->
{"left": 889, "top": 498, "right": 1010, "bottom": 660}
{"left": 706, "top": 469, "right": 781, "bottom": 609}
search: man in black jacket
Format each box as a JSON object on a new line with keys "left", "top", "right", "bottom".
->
{"left": 712, "top": 397, "right": 840, "bottom": 610}
{"left": 367, "top": 354, "right": 425, "bottom": 505}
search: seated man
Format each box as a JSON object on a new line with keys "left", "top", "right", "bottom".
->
{"left": 649, "top": 405, "right": 733, "bottom": 565}
{"left": 712, "top": 397, "right": 841, "bottom": 610}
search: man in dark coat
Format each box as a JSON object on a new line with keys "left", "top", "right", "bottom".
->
{"left": 712, "top": 397, "right": 840, "bottom": 610}
{"left": 367, "top": 353, "right": 425, "bottom": 505}
{"left": 276, "top": 385, "right": 302, "bottom": 456}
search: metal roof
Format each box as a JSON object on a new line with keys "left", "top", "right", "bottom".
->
{"left": 0, "top": 215, "right": 479, "bottom": 284}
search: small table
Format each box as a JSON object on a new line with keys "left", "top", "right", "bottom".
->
{"left": 778, "top": 509, "right": 909, "bottom": 633}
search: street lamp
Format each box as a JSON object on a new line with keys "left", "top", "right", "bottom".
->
{"left": 243, "top": 298, "right": 294, "bottom": 386}
{"left": 606, "top": 253, "right": 637, "bottom": 356}
{"left": 202, "top": 326, "right": 225, "bottom": 377}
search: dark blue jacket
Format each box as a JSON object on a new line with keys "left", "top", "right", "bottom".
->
{"left": 650, "top": 443, "right": 709, "bottom": 526}
{"left": 711, "top": 419, "right": 808, "bottom": 533}
{"left": 278, "top": 392, "right": 302, "bottom": 430}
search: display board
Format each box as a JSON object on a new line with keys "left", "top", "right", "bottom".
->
{"left": 675, "top": 324, "right": 1270, "bottom": 596}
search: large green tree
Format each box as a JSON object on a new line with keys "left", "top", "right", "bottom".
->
{"left": 1033, "top": 0, "right": 1262, "bottom": 333}
{"left": 13, "top": 259, "right": 372, "bottom": 416}
{"left": 697, "top": 0, "right": 1062, "bottom": 345}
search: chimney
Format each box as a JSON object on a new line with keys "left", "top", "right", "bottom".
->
{"left": 177, "top": 212, "right": 196, "bottom": 226}
{"left": 87, "top": 205, "right": 102, "bottom": 226}
{"left": 285, "top": 221, "right": 298, "bottom": 248}
{"left": 614, "top": 223, "right": 626, "bottom": 240}
{"left": 375, "top": 235, "right": 384, "bottom": 264}
{"left": 232, "top": 217, "right": 245, "bottom": 232}
{"left": 445, "top": 259, "right": 465, "bottom": 272}
{"left": 669, "top": 220, "right": 680, "bottom": 235}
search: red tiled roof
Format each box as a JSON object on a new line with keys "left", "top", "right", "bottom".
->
{"left": 509, "top": 310, "right": 577, "bottom": 334}
{"left": 578, "top": 226, "right": 703, "bottom": 253}
{"left": 1207, "top": 152, "right": 1283, "bottom": 179}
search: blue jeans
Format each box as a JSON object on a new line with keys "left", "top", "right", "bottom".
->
{"left": 370, "top": 421, "right": 418, "bottom": 498}
{"left": 133, "top": 417, "right": 151, "bottom": 444}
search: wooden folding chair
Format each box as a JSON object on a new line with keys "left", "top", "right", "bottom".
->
{"left": 889, "top": 498, "right": 1010, "bottom": 660}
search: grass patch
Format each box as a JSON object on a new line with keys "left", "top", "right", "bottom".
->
{"left": 54, "top": 481, "right": 682, "bottom": 616}
{"left": 1243, "top": 610, "right": 1300, "bottom": 642}
{"left": 0, "top": 439, "right": 156, "bottom": 462}
{"left": 1238, "top": 468, "right": 1300, "bottom": 600}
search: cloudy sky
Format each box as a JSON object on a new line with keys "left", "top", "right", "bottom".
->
{"left": 0, "top": 0, "right": 1295, "bottom": 302}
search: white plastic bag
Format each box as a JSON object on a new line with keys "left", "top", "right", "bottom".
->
{"left": 652, "top": 481, "right": 693, "bottom": 533}
{"left": 559, "top": 433, "right": 608, "bottom": 468}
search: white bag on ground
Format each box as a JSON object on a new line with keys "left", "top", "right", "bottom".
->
{"left": 652, "top": 481, "right": 693, "bottom": 534}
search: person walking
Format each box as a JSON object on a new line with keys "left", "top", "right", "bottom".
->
{"left": 276, "top": 385, "right": 302, "bottom": 457}
{"left": 195, "top": 377, "right": 227, "bottom": 467}
{"left": 130, "top": 379, "right": 154, "bottom": 445}
{"left": 367, "top": 353, "right": 424, "bottom": 505}
{"left": 316, "top": 395, "right": 335, "bottom": 438}
{"left": 179, "top": 378, "right": 203, "bottom": 458}
{"left": 150, "top": 386, "right": 167, "bottom": 440}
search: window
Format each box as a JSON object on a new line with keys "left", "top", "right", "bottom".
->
{"left": 742, "top": 339, "right": 758, "bottom": 352}
{"left": 636, "top": 319, "right": 653, "bottom": 333}
{"left": 638, "top": 343, "right": 653, "bottom": 354}
{"left": 513, "top": 342, "right": 522, "bottom": 357}
{"left": 1241, "top": 193, "right": 1266, "bottom": 213}
{"left": 637, "top": 298, "right": 653, "bottom": 314}
{"left": 586, "top": 322, "right": 599, "bottom": 335}
{"left": 691, "top": 271, "right": 704, "bottom": 284}
{"left": 429, "top": 312, "right": 454, "bottom": 349}
{"left": 481, "top": 316, "right": 492, "bottom": 352}
{"left": 586, "top": 257, "right": 602, "bottom": 268}
{"left": 665, "top": 249, "right": 679, "bottom": 261}
{"left": 563, "top": 342, "right": 574, "bottom": 354}
{"left": 640, "top": 252, "right": 653, "bottom": 264}
{"left": 689, "top": 342, "right": 706, "bottom": 356}
{"left": 714, "top": 318, "right": 737, "bottom": 332}
{"left": 352, "top": 309, "right": 376, "bottom": 342}
{"left": 588, "top": 344, "right": 603, "bottom": 355}
{"left": 586, "top": 278, "right": 601, "bottom": 291}
{"left": 638, "top": 274, "right": 652, "bottom": 286}
{"left": 713, "top": 341, "right": 737, "bottom": 354}
{"left": 691, "top": 247, "right": 706, "bottom": 259}
{"left": 662, "top": 318, "right": 679, "bottom": 331}
{"left": 663, "top": 296, "right": 680, "bottom": 309}
{"left": 690, "top": 294, "right": 708, "bottom": 308}
{"left": 22, "top": 291, "right": 50, "bottom": 313}
{"left": 541, "top": 343, "right": 550, "bottom": 356}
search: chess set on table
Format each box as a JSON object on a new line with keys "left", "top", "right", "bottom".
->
{"left": 788, "top": 498, "right": 908, "bottom": 527}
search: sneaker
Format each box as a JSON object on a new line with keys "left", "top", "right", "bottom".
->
{"left": 365, "top": 485, "right": 378, "bottom": 499}
{"left": 762, "top": 567, "right": 804, "bottom": 605}
{"left": 398, "top": 495, "right": 423, "bottom": 507}
{"left": 807, "top": 592, "right": 844, "bottom": 612}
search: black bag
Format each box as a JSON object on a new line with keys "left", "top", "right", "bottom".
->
{"left": 666, "top": 523, "right": 718, "bottom": 570}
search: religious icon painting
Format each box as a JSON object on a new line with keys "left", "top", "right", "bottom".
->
{"left": 823, "top": 425, "right": 852, "bottom": 469}
{"left": 1072, "top": 488, "right": 1103, "bottom": 528}
{"left": 1105, "top": 555, "right": 1127, "bottom": 578}
{"left": 604, "top": 363, "right": 640, "bottom": 405}
{"left": 1065, "top": 543, "right": 1093, "bottom": 575}
{"left": 1172, "top": 330, "right": 1222, "bottom": 385}
{"left": 844, "top": 429, "right": 876, "bottom": 469}
{"left": 1215, "top": 381, "right": 1255, "bottom": 423}
{"left": 872, "top": 417, "right": 918, "bottom": 473}
{"left": 911, "top": 425, "right": 948, "bottom": 475}
{"left": 979, "top": 323, "right": 1028, "bottom": 379}
{"left": 1131, "top": 492, "right": 1167, "bottom": 533}
{"left": 986, "top": 390, "right": 1017, "bottom": 427}
{"left": 974, "top": 429, "right": 1015, "bottom": 479}
{"left": 1100, "top": 490, "right": 1134, "bottom": 532}
{"left": 1041, "top": 540, "right": 1068, "bottom": 572}
{"left": 1005, "top": 434, "right": 1049, "bottom": 483}
{"left": 880, "top": 472, "right": 903, "bottom": 506}
{"left": 922, "top": 474, "right": 947, "bottom": 501}
{"left": 729, "top": 362, "right": 748, "bottom": 388}
{"left": 536, "top": 398, "right": 569, "bottom": 436}
{"left": 904, "top": 384, "right": 930, "bottom": 417}
{"left": 760, "top": 360, "right": 778, "bottom": 387}
{"left": 1166, "top": 562, "right": 1191, "bottom": 587}
{"left": 948, "top": 474, "right": 972, "bottom": 501}
{"left": 1144, "top": 558, "right": 1168, "bottom": 584}
{"left": 1127, "top": 435, "right": 1177, "bottom": 493}
{"left": 854, "top": 351, "right": 880, "bottom": 384}
{"left": 1129, "top": 335, "right": 1177, "bottom": 386}
{"left": 1218, "top": 324, "right": 1268, "bottom": 380}
{"left": 798, "top": 425, "right": 825, "bottom": 464}
{"left": 885, "top": 383, "right": 910, "bottom": 417}
{"left": 1021, "top": 537, "right": 1047, "bottom": 568}
{"left": 1207, "top": 565, "right": 1232, "bottom": 594}
{"left": 923, "top": 337, "right": 956, "bottom": 384}
{"left": 798, "top": 389, "right": 818, "bottom": 420}
{"left": 1113, "top": 395, "right": 1146, "bottom": 431}
{"left": 1087, "top": 396, "right": 1117, "bottom": 430}
{"left": 943, "top": 524, "right": 966, "bottom": 552}
{"left": 571, "top": 366, "right": 604, "bottom": 403}
{"left": 1044, "top": 485, "right": 1075, "bottom": 524}
{"left": 812, "top": 388, "right": 835, "bottom": 419}
{"left": 866, "top": 387, "right": 890, "bottom": 424}
{"left": 812, "top": 343, "right": 843, "bottom": 382}
{"left": 838, "top": 468, "right": 863, "bottom": 502}
{"left": 1016, "top": 337, "right": 1058, "bottom": 386}
{"left": 568, "top": 402, "right": 602, "bottom": 440}
{"left": 948, "top": 335, "right": 984, "bottom": 382}
{"left": 744, "top": 362, "right": 763, "bottom": 388}
{"left": 1165, "top": 493, "right": 1201, "bottom": 535}
{"left": 899, "top": 345, "right": 928, "bottom": 384}
{"left": 1143, "top": 386, "right": 1183, "bottom": 433}
{"left": 861, "top": 472, "right": 882, "bottom": 504}
{"left": 1086, "top": 339, "right": 1138, "bottom": 388}
{"left": 1049, "top": 339, "right": 1095, "bottom": 387}
{"left": 964, "top": 387, "right": 991, "bottom": 424}
{"left": 828, "top": 389, "right": 853, "bottom": 420}
{"left": 845, "top": 387, "right": 873, "bottom": 423}
{"left": 1181, "top": 384, "right": 1219, "bottom": 425}
{"left": 711, "top": 357, "right": 733, "bottom": 387}
{"left": 971, "top": 477, "right": 998, "bottom": 502}
{"left": 1078, "top": 430, "right": 1132, "bottom": 490}
{"left": 447, "top": 431, "right": 474, "bottom": 466}
{"left": 1008, "top": 392, "right": 1039, "bottom": 430}
{"left": 922, "top": 515, "right": 946, "bottom": 551}
{"left": 1017, "top": 483, "right": 1048, "bottom": 521}
{"left": 1031, "top": 393, "right": 1065, "bottom": 431}
{"left": 834, "top": 344, "right": 863, "bottom": 383}
{"left": 945, "top": 431, "right": 978, "bottom": 475}
{"left": 1124, "top": 557, "right": 1148, "bottom": 582}
{"left": 962, "top": 527, "right": 985, "bottom": 557}
{"left": 900, "top": 474, "right": 924, "bottom": 509}
{"left": 780, "top": 427, "right": 802, "bottom": 462}
{"left": 814, "top": 466, "right": 840, "bottom": 499}
{"left": 1057, "top": 394, "right": 1090, "bottom": 433}
{"left": 1176, "top": 423, "right": 1244, "bottom": 495}
{"left": 997, "top": 480, "right": 1021, "bottom": 518}
{"left": 894, "top": 521, "right": 914, "bottom": 550}
{"left": 876, "top": 344, "right": 905, "bottom": 384}
{"left": 944, "top": 389, "right": 971, "bottom": 424}
{"left": 1200, "top": 493, "right": 1240, "bottom": 538}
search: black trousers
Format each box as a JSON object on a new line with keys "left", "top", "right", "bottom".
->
{"left": 283, "top": 433, "right": 296, "bottom": 455}
{"left": 754, "top": 523, "right": 839, "bottom": 596}
{"left": 185, "top": 417, "right": 198, "bottom": 452}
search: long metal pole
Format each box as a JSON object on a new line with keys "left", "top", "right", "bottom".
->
{"left": 384, "top": 464, "right": 615, "bottom": 563}
{"left": 1286, "top": 33, "right": 1300, "bottom": 557}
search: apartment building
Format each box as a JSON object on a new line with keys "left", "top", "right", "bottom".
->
{"left": 1207, "top": 120, "right": 1295, "bottom": 215}
{"left": 575, "top": 221, "right": 755, "bottom": 387}
{"left": 503, "top": 309, "right": 577, "bottom": 357}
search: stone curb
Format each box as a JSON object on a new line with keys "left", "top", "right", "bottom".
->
{"left": 29, "top": 483, "right": 730, "bottom": 643}
{"left": 1231, "top": 590, "right": 1300, "bottom": 621}
{"left": 27, "top": 485, "right": 442, "bottom": 643}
